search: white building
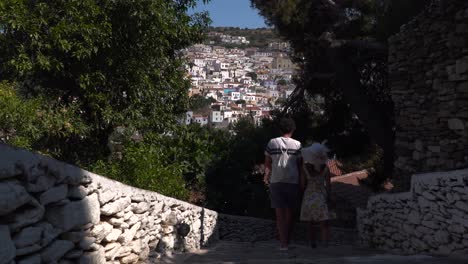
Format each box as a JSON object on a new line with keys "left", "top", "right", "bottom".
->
{"left": 210, "top": 111, "right": 223, "bottom": 123}
{"left": 230, "top": 92, "right": 241, "bottom": 101}
{"left": 193, "top": 115, "right": 208, "bottom": 126}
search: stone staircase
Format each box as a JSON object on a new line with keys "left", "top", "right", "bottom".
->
{"left": 157, "top": 240, "right": 468, "bottom": 264}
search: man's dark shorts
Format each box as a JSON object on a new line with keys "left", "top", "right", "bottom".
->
{"left": 269, "top": 183, "right": 300, "bottom": 208}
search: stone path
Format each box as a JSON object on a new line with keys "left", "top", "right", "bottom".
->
{"left": 158, "top": 241, "right": 468, "bottom": 264}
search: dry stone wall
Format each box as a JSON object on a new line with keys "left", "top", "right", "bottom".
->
{"left": 357, "top": 169, "right": 468, "bottom": 255}
{"left": 390, "top": 0, "right": 468, "bottom": 189}
{"left": 0, "top": 143, "right": 218, "bottom": 264}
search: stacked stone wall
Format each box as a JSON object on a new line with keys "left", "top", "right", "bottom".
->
{"left": 390, "top": 0, "right": 468, "bottom": 189}
{"left": 0, "top": 144, "right": 218, "bottom": 264}
{"left": 357, "top": 169, "right": 468, "bottom": 255}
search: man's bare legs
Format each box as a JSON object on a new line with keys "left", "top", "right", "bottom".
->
{"left": 275, "top": 208, "right": 294, "bottom": 248}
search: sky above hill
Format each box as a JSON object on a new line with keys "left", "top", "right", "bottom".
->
{"left": 192, "top": 0, "right": 267, "bottom": 28}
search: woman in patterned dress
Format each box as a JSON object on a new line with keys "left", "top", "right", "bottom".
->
{"left": 300, "top": 143, "right": 333, "bottom": 247}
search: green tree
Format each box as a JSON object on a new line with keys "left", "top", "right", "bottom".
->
{"left": 0, "top": 0, "right": 210, "bottom": 163}
{"left": 189, "top": 95, "right": 216, "bottom": 111}
{"left": 246, "top": 71, "right": 258, "bottom": 81}
{"left": 251, "top": 0, "right": 430, "bottom": 188}
{"left": 235, "top": 99, "right": 246, "bottom": 105}
{"left": 276, "top": 79, "right": 287, "bottom": 85}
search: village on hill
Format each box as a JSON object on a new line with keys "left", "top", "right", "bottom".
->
{"left": 183, "top": 29, "right": 297, "bottom": 129}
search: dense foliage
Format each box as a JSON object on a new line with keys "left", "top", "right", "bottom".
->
{"left": 0, "top": 0, "right": 210, "bottom": 162}
{"left": 92, "top": 125, "right": 230, "bottom": 201}
{"left": 0, "top": 0, "right": 217, "bottom": 199}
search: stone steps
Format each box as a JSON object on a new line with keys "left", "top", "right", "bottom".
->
{"left": 157, "top": 240, "right": 468, "bottom": 264}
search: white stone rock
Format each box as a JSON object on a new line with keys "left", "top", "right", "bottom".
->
{"left": 427, "top": 146, "right": 441, "bottom": 153}
{"left": 41, "top": 240, "right": 74, "bottom": 263}
{"left": 104, "top": 228, "right": 122, "bottom": 242}
{"left": 7, "top": 198, "right": 45, "bottom": 232}
{"left": 119, "top": 222, "right": 141, "bottom": 244}
{"left": 130, "top": 239, "right": 143, "bottom": 254}
{"left": 13, "top": 226, "right": 42, "bottom": 248}
{"left": 448, "top": 224, "right": 465, "bottom": 234}
{"left": 105, "top": 243, "right": 121, "bottom": 261}
{"left": 192, "top": 219, "right": 201, "bottom": 231}
{"left": 123, "top": 211, "right": 134, "bottom": 221}
{"left": 116, "top": 246, "right": 132, "bottom": 258}
{"left": 68, "top": 186, "right": 88, "bottom": 200}
{"left": 411, "top": 238, "right": 428, "bottom": 251}
{"left": 16, "top": 244, "right": 42, "bottom": 256}
{"left": 131, "top": 194, "right": 145, "bottom": 202}
{"left": 422, "top": 191, "right": 437, "bottom": 201}
{"left": 127, "top": 215, "right": 139, "bottom": 226}
{"left": 435, "top": 230, "right": 450, "bottom": 244}
{"left": 46, "top": 193, "right": 100, "bottom": 231}
{"left": 152, "top": 202, "right": 164, "bottom": 213}
{"left": 0, "top": 181, "right": 31, "bottom": 216}
{"left": 79, "top": 237, "right": 96, "bottom": 250}
{"left": 452, "top": 214, "right": 468, "bottom": 228}
{"left": 101, "top": 197, "right": 131, "bottom": 216}
{"left": 36, "top": 221, "right": 62, "bottom": 247}
{"left": 91, "top": 222, "right": 113, "bottom": 242}
{"left": 139, "top": 243, "right": 150, "bottom": 260}
{"left": 455, "top": 201, "right": 468, "bottom": 212}
{"left": 408, "top": 211, "right": 421, "bottom": 225}
{"left": 115, "top": 211, "right": 125, "bottom": 218}
{"left": 79, "top": 246, "right": 106, "bottom": 264}
{"left": 448, "top": 118, "right": 465, "bottom": 130}
{"left": 414, "top": 139, "right": 423, "bottom": 151}
{"left": 163, "top": 212, "right": 178, "bottom": 226}
{"left": 39, "top": 184, "right": 68, "bottom": 205}
{"left": 163, "top": 226, "right": 174, "bottom": 234}
{"left": 109, "top": 217, "right": 125, "bottom": 227}
{"left": 98, "top": 189, "right": 116, "bottom": 206}
{"left": 25, "top": 173, "right": 56, "bottom": 193}
{"left": 60, "top": 231, "right": 85, "bottom": 243}
{"left": 421, "top": 220, "right": 439, "bottom": 229}
{"left": 131, "top": 202, "right": 150, "bottom": 214}
{"left": 18, "top": 254, "right": 41, "bottom": 264}
{"left": 64, "top": 249, "right": 84, "bottom": 259}
{"left": 0, "top": 225, "right": 15, "bottom": 263}
{"left": 159, "top": 235, "right": 175, "bottom": 250}
{"left": 120, "top": 253, "right": 139, "bottom": 264}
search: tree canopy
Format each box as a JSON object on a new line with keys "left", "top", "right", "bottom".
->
{"left": 251, "top": 0, "right": 430, "bottom": 187}
{"left": 0, "top": 0, "right": 210, "bottom": 162}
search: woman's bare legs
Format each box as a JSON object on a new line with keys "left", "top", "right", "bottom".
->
{"left": 320, "top": 220, "right": 330, "bottom": 247}
{"left": 307, "top": 221, "right": 317, "bottom": 247}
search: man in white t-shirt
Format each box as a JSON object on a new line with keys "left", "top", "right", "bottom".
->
{"left": 264, "top": 118, "right": 302, "bottom": 250}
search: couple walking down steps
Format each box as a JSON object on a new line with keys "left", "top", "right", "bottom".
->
{"left": 264, "top": 118, "right": 333, "bottom": 251}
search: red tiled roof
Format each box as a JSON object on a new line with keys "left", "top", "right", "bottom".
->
{"left": 331, "top": 170, "right": 372, "bottom": 209}
{"left": 246, "top": 107, "right": 261, "bottom": 111}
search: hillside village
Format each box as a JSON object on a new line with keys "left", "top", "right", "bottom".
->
{"left": 183, "top": 30, "right": 296, "bottom": 128}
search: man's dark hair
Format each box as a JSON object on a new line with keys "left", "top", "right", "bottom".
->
{"left": 277, "top": 117, "right": 296, "bottom": 134}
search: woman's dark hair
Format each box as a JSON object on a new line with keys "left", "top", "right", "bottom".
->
{"left": 277, "top": 117, "right": 296, "bottom": 134}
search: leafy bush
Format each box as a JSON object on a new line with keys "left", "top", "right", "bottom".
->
{"left": 205, "top": 117, "right": 276, "bottom": 217}
{"left": 0, "top": 82, "right": 90, "bottom": 154}
{"left": 90, "top": 124, "right": 230, "bottom": 201}
{"left": 91, "top": 141, "right": 190, "bottom": 200}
